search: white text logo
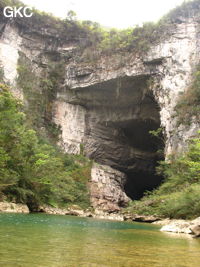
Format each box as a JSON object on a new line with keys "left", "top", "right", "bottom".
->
{"left": 3, "top": 6, "right": 33, "bottom": 18}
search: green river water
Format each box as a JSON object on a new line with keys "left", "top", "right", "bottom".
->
{"left": 0, "top": 213, "right": 200, "bottom": 267}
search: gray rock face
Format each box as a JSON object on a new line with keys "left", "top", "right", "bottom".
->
{"left": 160, "top": 220, "right": 193, "bottom": 234}
{"left": 190, "top": 217, "right": 200, "bottom": 237}
{"left": 0, "top": 12, "right": 200, "bottom": 211}
{"left": 90, "top": 163, "right": 130, "bottom": 211}
{"left": 159, "top": 217, "right": 200, "bottom": 237}
{"left": 0, "top": 202, "right": 29, "bottom": 213}
{"left": 191, "top": 225, "right": 200, "bottom": 237}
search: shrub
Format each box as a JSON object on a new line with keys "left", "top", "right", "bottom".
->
{"left": 0, "top": 83, "right": 91, "bottom": 209}
{"left": 158, "top": 184, "right": 200, "bottom": 219}
{"left": 17, "top": 52, "right": 64, "bottom": 142}
{"left": 126, "top": 131, "right": 200, "bottom": 219}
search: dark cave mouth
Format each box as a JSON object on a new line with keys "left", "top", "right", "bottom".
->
{"left": 120, "top": 118, "right": 164, "bottom": 200}
{"left": 124, "top": 170, "right": 164, "bottom": 200}
{"left": 116, "top": 118, "right": 165, "bottom": 201}
{"left": 83, "top": 78, "right": 165, "bottom": 202}
{"left": 121, "top": 119, "right": 164, "bottom": 200}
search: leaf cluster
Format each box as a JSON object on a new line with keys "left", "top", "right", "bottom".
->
{"left": 0, "top": 84, "right": 91, "bottom": 209}
{"left": 126, "top": 131, "right": 200, "bottom": 219}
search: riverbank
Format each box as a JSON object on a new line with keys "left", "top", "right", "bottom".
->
{"left": 153, "top": 217, "right": 200, "bottom": 237}
{"left": 123, "top": 211, "right": 200, "bottom": 237}
{"left": 0, "top": 202, "right": 124, "bottom": 221}
{"left": 1, "top": 202, "right": 200, "bottom": 237}
{"left": 0, "top": 202, "right": 158, "bottom": 222}
{"left": 0, "top": 202, "right": 29, "bottom": 214}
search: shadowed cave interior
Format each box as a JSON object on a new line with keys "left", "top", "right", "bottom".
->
{"left": 121, "top": 119, "right": 164, "bottom": 200}
{"left": 75, "top": 76, "right": 165, "bottom": 202}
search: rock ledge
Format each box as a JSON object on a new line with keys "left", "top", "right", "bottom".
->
{"left": 154, "top": 217, "right": 200, "bottom": 237}
{"left": 0, "top": 202, "right": 29, "bottom": 213}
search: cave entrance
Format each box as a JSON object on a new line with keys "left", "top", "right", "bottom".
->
{"left": 113, "top": 94, "right": 165, "bottom": 201}
{"left": 81, "top": 75, "right": 165, "bottom": 202}
{"left": 120, "top": 117, "right": 164, "bottom": 200}
{"left": 124, "top": 170, "right": 163, "bottom": 200}
{"left": 120, "top": 118, "right": 164, "bottom": 200}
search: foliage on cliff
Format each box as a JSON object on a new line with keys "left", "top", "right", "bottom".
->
{"left": 76, "top": 0, "right": 200, "bottom": 56}
{"left": 0, "top": 0, "right": 22, "bottom": 8}
{"left": 126, "top": 132, "right": 200, "bottom": 219}
{"left": 0, "top": 0, "right": 156, "bottom": 53}
{"left": 1, "top": 0, "right": 200, "bottom": 60}
{"left": 69, "top": 0, "right": 200, "bottom": 56}
{"left": 0, "top": 83, "right": 91, "bottom": 209}
{"left": 165, "top": 0, "right": 200, "bottom": 21}
{"left": 17, "top": 52, "right": 65, "bottom": 142}
{"left": 175, "top": 65, "right": 200, "bottom": 125}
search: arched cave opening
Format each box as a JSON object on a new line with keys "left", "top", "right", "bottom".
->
{"left": 121, "top": 118, "right": 165, "bottom": 200}
{"left": 82, "top": 76, "right": 165, "bottom": 203}
{"left": 108, "top": 94, "right": 165, "bottom": 201}
{"left": 124, "top": 170, "right": 163, "bottom": 200}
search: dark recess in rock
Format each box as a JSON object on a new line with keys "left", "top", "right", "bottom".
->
{"left": 124, "top": 170, "right": 163, "bottom": 200}
{"left": 70, "top": 75, "right": 165, "bottom": 202}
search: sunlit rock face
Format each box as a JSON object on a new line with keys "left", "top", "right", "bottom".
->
{"left": 53, "top": 101, "right": 86, "bottom": 154}
{"left": 90, "top": 164, "right": 130, "bottom": 211}
{"left": 0, "top": 23, "right": 23, "bottom": 99}
{"left": 60, "top": 74, "right": 164, "bottom": 205}
{"left": 144, "top": 19, "right": 200, "bottom": 156}
{"left": 0, "top": 13, "right": 200, "bottom": 211}
{"left": 55, "top": 18, "right": 200, "bottom": 209}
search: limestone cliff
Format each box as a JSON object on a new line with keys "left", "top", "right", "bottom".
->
{"left": 0, "top": 2, "right": 200, "bottom": 211}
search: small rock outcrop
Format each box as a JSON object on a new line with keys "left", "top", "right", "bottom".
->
{"left": 124, "top": 213, "right": 160, "bottom": 223}
{"left": 90, "top": 163, "right": 130, "bottom": 211}
{"left": 191, "top": 225, "right": 200, "bottom": 237}
{"left": 158, "top": 217, "right": 200, "bottom": 237}
{"left": 0, "top": 202, "right": 29, "bottom": 213}
{"left": 38, "top": 205, "right": 124, "bottom": 221}
{"left": 190, "top": 217, "right": 200, "bottom": 237}
{"left": 160, "top": 220, "right": 193, "bottom": 234}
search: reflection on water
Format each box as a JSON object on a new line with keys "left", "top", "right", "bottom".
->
{"left": 0, "top": 213, "right": 200, "bottom": 267}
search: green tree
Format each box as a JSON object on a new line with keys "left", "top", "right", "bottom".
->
{"left": 66, "top": 10, "right": 77, "bottom": 21}
{"left": 126, "top": 131, "right": 200, "bottom": 219}
{"left": 0, "top": 83, "right": 91, "bottom": 209}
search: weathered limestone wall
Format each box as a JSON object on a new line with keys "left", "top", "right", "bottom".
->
{"left": 0, "top": 14, "right": 200, "bottom": 211}
{"left": 90, "top": 164, "right": 130, "bottom": 211}
{"left": 0, "top": 23, "right": 23, "bottom": 99}
{"left": 144, "top": 19, "right": 200, "bottom": 155}
{"left": 0, "top": 202, "right": 29, "bottom": 213}
{"left": 53, "top": 101, "right": 86, "bottom": 154}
